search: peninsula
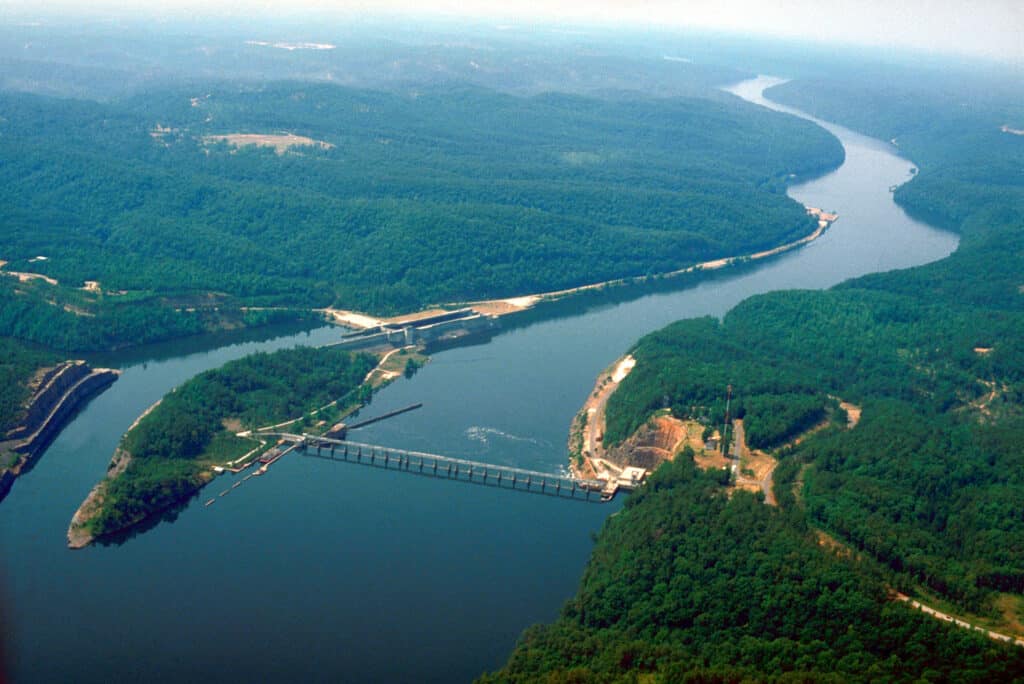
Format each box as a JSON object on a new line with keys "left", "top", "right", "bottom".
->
{"left": 67, "top": 345, "right": 423, "bottom": 548}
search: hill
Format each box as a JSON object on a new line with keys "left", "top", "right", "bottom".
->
{"left": 0, "top": 83, "right": 841, "bottom": 351}
{"left": 482, "top": 62, "right": 1024, "bottom": 681}
{"left": 67, "top": 345, "right": 379, "bottom": 546}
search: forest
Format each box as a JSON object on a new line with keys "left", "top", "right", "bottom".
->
{"left": 0, "top": 81, "right": 841, "bottom": 351}
{"left": 484, "top": 62, "right": 1024, "bottom": 681}
{"left": 0, "top": 338, "right": 58, "bottom": 438}
{"left": 479, "top": 458, "right": 1024, "bottom": 683}
{"left": 596, "top": 61, "right": 1024, "bottom": 614}
{"left": 85, "top": 346, "right": 376, "bottom": 537}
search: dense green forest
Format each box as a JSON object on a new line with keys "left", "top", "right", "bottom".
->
{"left": 603, "top": 285, "right": 1024, "bottom": 609}
{"left": 0, "top": 337, "right": 58, "bottom": 435}
{"left": 85, "top": 346, "right": 376, "bottom": 537}
{"left": 596, "top": 64, "right": 1024, "bottom": 613}
{"left": 485, "top": 66, "right": 1024, "bottom": 680}
{"left": 0, "top": 82, "right": 841, "bottom": 350}
{"left": 480, "top": 458, "right": 1024, "bottom": 683}
{"left": 0, "top": 277, "right": 310, "bottom": 352}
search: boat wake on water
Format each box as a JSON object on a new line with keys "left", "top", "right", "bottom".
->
{"left": 464, "top": 426, "right": 550, "bottom": 448}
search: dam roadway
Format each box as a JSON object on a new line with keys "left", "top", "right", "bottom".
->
{"left": 255, "top": 431, "right": 619, "bottom": 501}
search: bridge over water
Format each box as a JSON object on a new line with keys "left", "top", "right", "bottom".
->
{"left": 255, "top": 431, "right": 616, "bottom": 502}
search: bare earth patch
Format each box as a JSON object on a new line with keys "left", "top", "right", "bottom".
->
{"left": 731, "top": 419, "right": 779, "bottom": 505}
{"left": 964, "top": 379, "right": 1006, "bottom": 420}
{"left": 321, "top": 308, "right": 383, "bottom": 330}
{"left": 2, "top": 270, "right": 58, "bottom": 286}
{"left": 203, "top": 133, "right": 334, "bottom": 155}
{"left": 62, "top": 304, "right": 95, "bottom": 317}
{"left": 611, "top": 356, "right": 636, "bottom": 383}
{"left": 471, "top": 296, "right": 540, "bottom": 316}
{"left": 693, "top": 443, "right": 730, "bottom": 472}
{"left": 246, "top": 40, "right": 336, "bottom": 51}
{"left": 67, "top": 448, "right": 132, "bottom": 548}
{"left": 839, "top": 401, "right": 862, "bottom": 428}
{"left": 574, "top": 355, "right": 638, "bottom": 477}
{"left": 816, "top": 529, "right": 854, "bottom": 558}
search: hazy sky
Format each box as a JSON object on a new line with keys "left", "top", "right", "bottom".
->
{"left": 7, "top": 0, "right": 1024, "bottom": 64}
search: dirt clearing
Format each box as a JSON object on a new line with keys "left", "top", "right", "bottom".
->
{"left": 839, "top": 401, "right": 862, "bottom": 428}
{"left": 203, "top": 133, "right": 334, "bottom": 154}
{"left": 322, "top": 308, "right": 382, "bottom": 329}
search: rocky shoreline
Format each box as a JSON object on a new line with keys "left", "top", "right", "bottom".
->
{"left": 66, "top": 447, "right": 133, "bottom": 549}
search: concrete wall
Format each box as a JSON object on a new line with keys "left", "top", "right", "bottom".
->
{"left": 329, "top": 310, "right": 497, "bottom": 351}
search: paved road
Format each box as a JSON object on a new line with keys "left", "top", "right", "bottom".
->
{"left": 732, "top": 419, "right": 778, "bottom": 506}
{"left": 895, "top": 593, "right": 1024, "bottom": 647}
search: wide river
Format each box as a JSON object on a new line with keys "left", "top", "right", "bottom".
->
{"left": 1, "top": 77, "right": 958, "bottom": 683}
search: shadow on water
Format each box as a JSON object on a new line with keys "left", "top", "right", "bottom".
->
{"left": 84, "top": 320, "right": 328, "bottom": 369}
{"left": 1, "top": 384, "right": 118, "bottom": 506}
{"left": 92, "top": 492, "right": 200, "bottom": 548}
{"left": 12, "top": 398, "right": 100, "bottom": 480}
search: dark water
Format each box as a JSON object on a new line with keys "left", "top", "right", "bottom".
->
{"left": 0, "top": 77, "right": 958, "bottom": 684}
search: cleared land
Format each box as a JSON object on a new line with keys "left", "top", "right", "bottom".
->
{"left": 202, "top": 133, "right": 334, "bottom": 154}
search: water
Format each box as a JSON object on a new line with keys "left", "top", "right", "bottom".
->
{"left": 0, "top": 77, "right": 958, "bottom": 683}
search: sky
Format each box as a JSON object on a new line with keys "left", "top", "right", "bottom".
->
{"left": 5, "top": 0, "right": 1023, "bottom": 64}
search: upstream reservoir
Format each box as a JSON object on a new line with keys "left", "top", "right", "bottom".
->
{"left": 0, "top": 77, "right": 959, "bottom": 683}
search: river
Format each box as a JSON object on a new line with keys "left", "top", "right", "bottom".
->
{"left": 0, "top": 77, "right": 958, "bottom": 683}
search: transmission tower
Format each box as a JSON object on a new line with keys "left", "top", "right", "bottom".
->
{"left": 721, "top": 384, "right": 732, "bottom": 456}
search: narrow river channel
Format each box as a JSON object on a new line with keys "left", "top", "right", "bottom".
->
{"left": 0, "top": 77, "right": 958, "bottom": 683}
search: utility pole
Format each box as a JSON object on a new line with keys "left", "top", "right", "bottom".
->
{"left": 721, "top": 384, "right": 732, "bottom": 456}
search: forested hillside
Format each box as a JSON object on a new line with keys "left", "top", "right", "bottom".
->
{"left": 484, "top": 65, "right": 1024, "bottom": 681}
{"left": 0, "top": 82, "right": 841, "bottom": 350}
{"left": 480, "top": 459, "right": 1024, "bottom": 682}
{"left": 78, "top": 346, "right": 376, "bottom": 541}
{"left": 599, "top": 64, "right": 1024, "bottom": 612}
{"left": 0, "top": 338, "right": 58, "bottom": 437}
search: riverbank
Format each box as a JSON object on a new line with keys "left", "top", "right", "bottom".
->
{"left": 2, "top": 72, "right": 973, "bottom": 684}
{"left": 323, "top": 206, "right": 839, "bottom": 331}
{"left": 66, "top": 398, "right": 165, "bottom": 548}
{"left": 1, "top": 361, "right": 120, "bottom": 503}
{"left": 568, "top": 355, "right": 636, "bottom": 481}
{"left": 475, "top": 206, "right": 837, "bottom": 317}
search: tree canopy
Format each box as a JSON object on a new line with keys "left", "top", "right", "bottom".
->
{"left": 0, "top": 82, "right": 841, "bottom": 350}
